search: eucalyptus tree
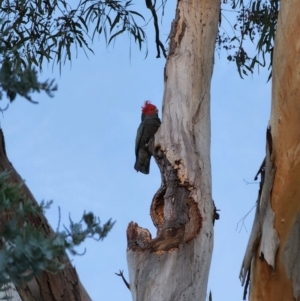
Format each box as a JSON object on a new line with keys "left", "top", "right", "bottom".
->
{"left": 240, "top": 1, "right": 300, "bottom": 301}
{"left": 126, "top": 0, "right": 220, "bottom": 300}
{"left": 125, "top": 0, "right": 300, "bottom": 301}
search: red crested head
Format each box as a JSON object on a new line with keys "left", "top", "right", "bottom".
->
{"left": 142, "top": 101, "right": 158, "bottom": 115}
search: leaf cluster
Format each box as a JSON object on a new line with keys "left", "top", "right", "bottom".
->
{"left": 0, "top": 171, "right": 114, "bottom": 289}
{"left": 0, "top": 0, "right": 145, "bottom": 103}
{"left": 0, "top": 0, "right": 145, "bottom": 71}
{"left": 0, "top": 57, "right": 57, "bottom": 102}
{"left": 217, "top": 0, "right": 279, "bottom": 80}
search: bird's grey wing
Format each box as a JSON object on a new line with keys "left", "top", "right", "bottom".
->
{"left": 135, "top": 123, "right": 145, "bottom": 157}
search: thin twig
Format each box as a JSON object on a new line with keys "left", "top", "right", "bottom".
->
{"left": 236, "top": 204, "right": 256, "bottom": 233}
{"left": 145, "top": 0, "right": 167, "bottom": 58}
{"left": 56, "top": 206, "right": 61, "bottom": 232}
{"left": 243, "top": 179, "right": 259, "bottom": 185}
{"left": 115, "top": 270, "right": 130, "bottom": 290}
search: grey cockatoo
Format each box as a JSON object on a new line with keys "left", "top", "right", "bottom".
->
{"left": 134, "top": 101, "right": 161, "bottom": 174}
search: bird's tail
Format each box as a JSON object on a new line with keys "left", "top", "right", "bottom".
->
{"left": 134, "top": 161, "right": 150, "bottom": 174}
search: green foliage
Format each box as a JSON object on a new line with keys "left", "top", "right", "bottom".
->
{"left": 0, "top": 57, "right": 57, "bottom": 102}
{"left": 0, "top": 0, "right": 145, "bottom": 71}
{"left": 218, "top": 0, "right": 279, "bottom": 79}
{"left": 0, "top": 171, "right": 114, "bottom": 288}
{"left": 0, "top": 0, "right": 145, "bottom": 103}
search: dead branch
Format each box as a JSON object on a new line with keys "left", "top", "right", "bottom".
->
{"left": 115, "top": 270, "right": 130, "bottom": 290}
{"left": 145, "top": 0, "right": 167, "bottom": 58}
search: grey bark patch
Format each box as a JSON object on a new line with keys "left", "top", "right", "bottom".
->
{"left": 282, "top": 212, "right": 300, "bottom": 300}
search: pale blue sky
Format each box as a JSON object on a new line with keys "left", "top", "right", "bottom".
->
{"left": 2, "top": 1, "right": 271, "bottom": 300}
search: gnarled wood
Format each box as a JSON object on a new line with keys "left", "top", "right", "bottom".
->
{"left": 126, "top": 0, "right": 220, "bottom": 300}
{"left": 0, "top": 129, "right": 91, "bottom": 301}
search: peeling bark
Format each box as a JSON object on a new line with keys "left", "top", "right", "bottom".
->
{"left": 126, "top": 0, "right": 220, "bottom": 300}
{"left": 0, "top": 129, "right": 91, "bottom": 301}
{"left": 240, "top": 128, "right": 278, "bottom": 289}
{"left": 241, "top": 1, "right": 300, "bottom": 300}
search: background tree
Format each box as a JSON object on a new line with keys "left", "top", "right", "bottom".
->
{"left": 0, "top": 0, "right": 145, "bottom": 300}
{"left": 218, "top": 0, "right": 279, "bottom": 80}
{"left": 0, "top": 168, "right": 114, "bottom": 299}
{"left": 240, "top": 1, "right": 300, "bottom": 300}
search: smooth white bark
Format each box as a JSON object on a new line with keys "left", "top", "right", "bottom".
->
{"left": 127, "top": 1, "right": 220, "bottom": 300}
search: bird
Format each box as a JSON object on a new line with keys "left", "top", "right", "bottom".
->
{"left": 134, "top": 101, "right": 161, "bottom": 174}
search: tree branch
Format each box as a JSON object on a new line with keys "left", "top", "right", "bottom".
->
{"left": 145, "top": 0, "right": 167, "bottom": 58}
{"left": 115, "top": 270, "right": 130, "bottom": 290}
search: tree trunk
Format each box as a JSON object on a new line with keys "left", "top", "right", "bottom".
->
{"left": 240, "top": 1, "right": 300, "bottom": 300}
{"left": 126, "top": 0, "right": 220, "bottom": 300}
{"left": 0, "top": 129, "right": 91, "bottom": 301}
